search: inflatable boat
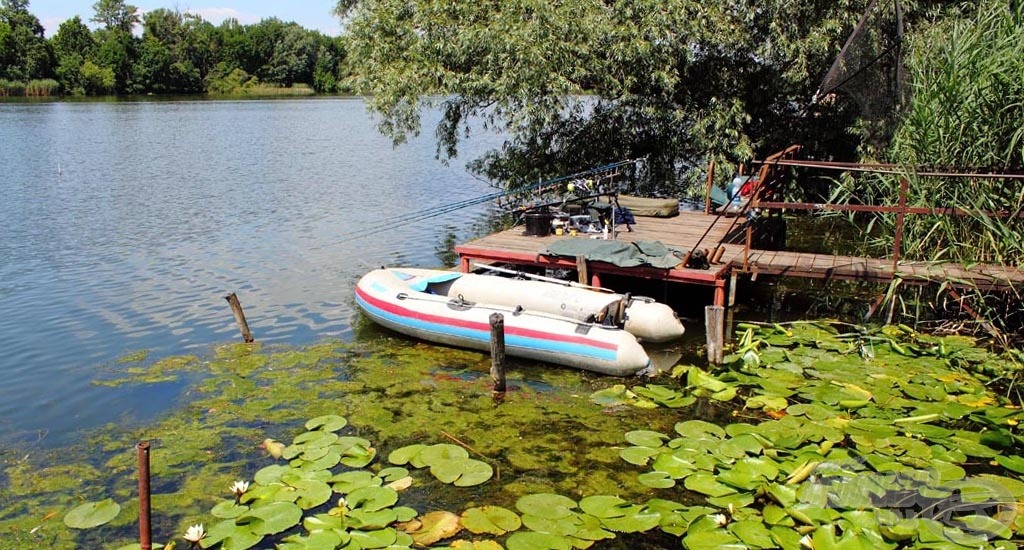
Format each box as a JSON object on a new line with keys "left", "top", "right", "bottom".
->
{"left": 355, "top": 268, "right": 653, "bottom": 376}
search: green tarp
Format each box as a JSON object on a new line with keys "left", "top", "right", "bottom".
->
{"left": 543, "top": 239, "right": 683, "bottom": 269}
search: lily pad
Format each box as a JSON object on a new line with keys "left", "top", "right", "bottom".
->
{"left": 347, "top": 485, "right": 399, "bottom": 512}
{"left": 505, "top": 531, "right": 573, "bottom": 550}
{"left": 515, "top": 494, "right": 577, "bottom": 519}
{"left": 202, "top": 519, "right": 264, "bottom": 550}
{"left": 625, "top": 430, "right": 669, "bottom": 448}
{"left": 388, "top": 444, "right": 427, "bottom": 467}
{"left": 348, "top": 527, "right": 398, "bottom": 548}
{"left": 430, "top": 457, "right": 494, "bottom": 487}
{"left": 460, "top": 506, "right": 522, "bottom": 535}
{"left": 305, "top": 414, "right": 348, "bottom": 432}
{"left": 408, "top": 511, "right": 462, "bottom": 546}
{"left": 238, "top": 501, "right": 303, "bottom": 535}
{"left": 64, "top": 498, "right": 121, "bottom": 529}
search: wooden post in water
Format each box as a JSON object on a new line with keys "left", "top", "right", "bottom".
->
{"left": 224, "top": 292, "right": 254, "bottom": 343}
{"left": 137, "top": 441, "right": 152, "bottom": 550}
{"left": 489, "top": 313, "right": 506, "bottom": 394}
{"left": 705, "top": 306, "right": 725, "bottom": 365}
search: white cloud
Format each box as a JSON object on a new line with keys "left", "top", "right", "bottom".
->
{"left": 186, "top": 7, "right": 260, "bottom": 26}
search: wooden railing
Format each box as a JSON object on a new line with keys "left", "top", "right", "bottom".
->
{"left": 742, "top": 150, "right": 1024, "bottom": 271}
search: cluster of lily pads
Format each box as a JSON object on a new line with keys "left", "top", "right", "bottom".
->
{"left": 39, "top": 319, "right": 1024, "bottom": 549}
{"left": 183, "top": 414, "right": 720, "bottom": 549}
{"left": 597, "top": 321, "right": 1024, "bottom": 549}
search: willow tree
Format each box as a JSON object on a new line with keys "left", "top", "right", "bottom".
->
{"left": 334, "top": 0, "right": 902, "bottom": 192}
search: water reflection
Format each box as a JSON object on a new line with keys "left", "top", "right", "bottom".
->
{"left": 0, "top": 98, "right": 506, "bottom": 445}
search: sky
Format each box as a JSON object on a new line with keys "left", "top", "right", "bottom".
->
{"left": 30, "top": 1, "right": 342, "bottom": 37}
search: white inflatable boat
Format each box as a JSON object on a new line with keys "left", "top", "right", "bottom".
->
{"left": 355, "top": 268, "right": 655, "bottom": 376}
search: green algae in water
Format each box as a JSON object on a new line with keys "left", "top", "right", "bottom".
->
{"left": 3, "top": 323, "right": 1023, "bottom": 549}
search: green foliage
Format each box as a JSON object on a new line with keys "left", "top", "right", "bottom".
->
{"left": 51, "top": 16, "right": 95, "bottom": 94}
{"left": 335, "top": 0, "right": 885, "bottom": 193}
{"left": 831, "top": 0, "right": 1024, "bottom": 336}
{"left": 90, "top": 0, "right": 140, "bottom": 34}
{"left": 23, "top": 77, "right": 56, "bottom": 95}
{"left": 79, "top": 58, "right": 115, "bottom": 94}
{"left": 0, "top": 0, "right": 54, "bottom": 81}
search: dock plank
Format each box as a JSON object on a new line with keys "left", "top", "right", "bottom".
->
{"left": 455, "top": 211, "right": 1024, "bottom": 292}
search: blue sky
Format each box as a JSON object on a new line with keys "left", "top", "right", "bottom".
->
{"left": 31, "top": 1, "right": 342, "bottom": 37}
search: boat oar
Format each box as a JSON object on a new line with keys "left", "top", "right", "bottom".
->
{"left": 471, "top": 263, "right": 617, "bottom": 293}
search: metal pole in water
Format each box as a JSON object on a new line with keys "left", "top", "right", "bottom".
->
{"left": 224, "top": 292, "right": 255, "bottom": 343}
{"left": 137, "top": 441, "right": 152, "bottom": 550}
{"left": 489, "top": 313, "right": 507, "bottom": 394}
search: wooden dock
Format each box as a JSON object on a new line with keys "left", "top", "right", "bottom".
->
{"left": 455, "top": 211, "right": 1024, "bottom": 306}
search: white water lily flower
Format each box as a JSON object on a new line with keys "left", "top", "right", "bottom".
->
{"left": 184, "top": 523, "right": 206, "bottom": 543}
{"left": 800, "top": 534, "right": 814, "bottom": 549}
{"left": 230, "top": 480, "right": 250, "bottom": 496}
{"left": 709, "top": 513, "right": 729, "bottom": 527}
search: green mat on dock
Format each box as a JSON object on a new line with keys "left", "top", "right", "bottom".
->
{"left": 543, "top": 239, "right": 683, "bottom": 269}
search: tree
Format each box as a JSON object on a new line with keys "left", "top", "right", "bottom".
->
{"left": 261, "top": 24, "right": 319, "bottom": 86}
{"left": 91, "top": 0, "right": 140, "bottom": 34}
{"left": 51, "top": 15, "right": 95, "bottom": 94}
{"left": 90, "top": 0, "right": 140, "bottom": 93}
{"left": 0, "top": 0, "right": 54, "bottom": 81}
{"left": 333, "top": 0, "right": 956, "bottom": 193}
{"left": 134, "top": 8, "right": 203, "bottom": 93}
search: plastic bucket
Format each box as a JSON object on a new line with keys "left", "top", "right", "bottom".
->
{"left": 523, "top": 210, "right": 553, "bottom": 236}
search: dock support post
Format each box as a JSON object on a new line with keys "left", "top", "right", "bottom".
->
{"left": 728, "top": 272, "right": 738, "bottom": 307}
{"left": 575, "top": 255, "right": 588, "bottom": 286}
{"left": 705, "top": 306, "right": 725, "bottom": 365}
{"left": 713, "top": 279, "right": 727, "bottom": 307}
{"left": 489, "top": 313, "right": 506, "bottom": 394}
{"left": 225, "top": 293, "right": 255, "bottom": 343}
{"left": 137, "top": 441, "right": 152, "bottom": 550}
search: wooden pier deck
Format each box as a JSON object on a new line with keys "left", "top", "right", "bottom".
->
{"left": 455, "top": 211, "right": 1024, "bottom": 305}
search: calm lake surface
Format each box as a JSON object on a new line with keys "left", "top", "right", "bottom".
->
{"left": 0, "top": 98, "right": 505, "bottom": 447}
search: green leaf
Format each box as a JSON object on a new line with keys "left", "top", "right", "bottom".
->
{"left": 347, "top": 485, "right": 398, "bottom": 512}
{"left": 211, "top": 500, "right": 249, "bottom": 519}
{"left": 637, "top": 471, "right": 676, "bottom": 488}
{"left": 460, "top": 505, "right": 522, "bottom": 535}
{"left": 625, "top": 430, "right": 668, "bottom": 448}
{"left": 387, "top": 444, "right": 426, "bottom": 467}
{"left": 239, "top": 501, "right": 303, "bottom": 535}
{"left": 683, "top": 529, "right": 743, "bottom": 549}
{"left": 515, "top": 493, "right": 577, "bottom": 519}
{"left": 201, "top": 519, "right": 264, "bottom": 549}
{"left": 729, "top": 520, "right": 775, "bottom": 549}
{"left": 64, "top": 499, "right": 121, "bottom": 529}
{"left": 684, "top": 473, "right": 738, "bottom": 497}
{"left": 505, "top": 531, "right": 573, "bottom": 550}
{"left": 996, "top": 454, "right": 1024, "bottom": 474}
{"left": 349, "top": 527, "right": 398, "bottom": 549}
{"left": 675, "top": 420, "right": 726, "bottom": 439}
{"left": 429, "top": 457, "right": 493, "bottom": 487}
{"left": 305, "top": 414, "right": 348, "bottom": 432}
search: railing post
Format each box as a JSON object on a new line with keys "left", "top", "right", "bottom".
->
{"left": 704, "top": 160, "right": 716, "bottom": 215}
{"left": 893, "top": 178, "right": 908, "bottom": 271}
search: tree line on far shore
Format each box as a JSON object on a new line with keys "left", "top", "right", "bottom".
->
{"left": 0, "top": 0, "right": 347, "bottom": 97}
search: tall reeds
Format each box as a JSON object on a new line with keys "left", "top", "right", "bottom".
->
{"left": 0, "top": 79, "right": 61, "bottom": 97}
{"left": 839, "top": 0, "right": 1024, "bottom": 339}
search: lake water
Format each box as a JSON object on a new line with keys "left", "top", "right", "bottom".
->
{"left": 0, "top": 98, "right": 506, "bottom": 447}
